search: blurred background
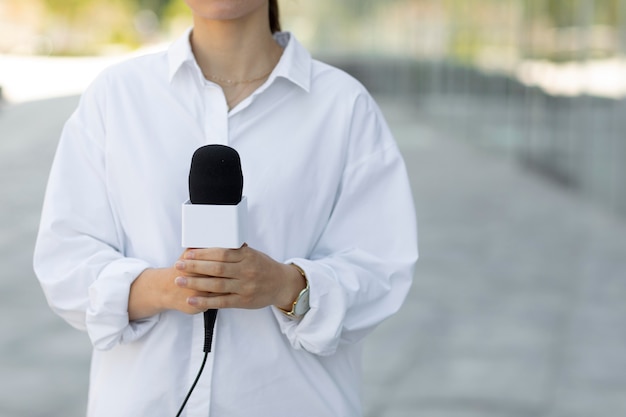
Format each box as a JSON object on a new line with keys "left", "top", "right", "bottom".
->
{"left": 3, "top": 0, "right": 626, "bottom": 213}
{"left": 1, "top": 1, "right": 626, "bottom": 416}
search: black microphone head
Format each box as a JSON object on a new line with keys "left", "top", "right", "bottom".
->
{"left": 189, "top": 144, "right": 243, "bottom": 205}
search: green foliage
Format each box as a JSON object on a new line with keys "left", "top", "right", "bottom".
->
{"left": 162, "top": 0, "right": 192, "bottom": 22}
{"left": 525, "top": 0, "right": 621, "bottom": 27}
{"left": 138, "top": 0, "right": 173, "bottom": 17}
{"left": 24, "top": 0, "right": 626, "bottom": 59}
{"left": 38, "top": 0, "right": 191, "bottom": 54}
{"left": 42, "top": 0, "right": 91, "bottom": 18}
{"left": 40, "top": 0, "right": 140, "bottom": 55}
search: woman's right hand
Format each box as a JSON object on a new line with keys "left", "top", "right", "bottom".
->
{"left": 128, "top": 253, "right": 216, "bottom": 320}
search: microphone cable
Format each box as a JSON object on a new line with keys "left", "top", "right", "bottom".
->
{"left": 175, "top": 310, "right": 218, "bottom": 417}
{"left": 175, "top": 351, "right": 208, "bottom": 417}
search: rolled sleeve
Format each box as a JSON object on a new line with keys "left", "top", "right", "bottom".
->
{"left": 272, "top": 260, "right": 343, "bottom": 356}
{"left": 87, "top": 257, "right": 157, "bottom": 350}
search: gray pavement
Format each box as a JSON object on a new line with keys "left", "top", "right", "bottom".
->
{"left": 1, "top": 94, "right": 626, "bottom": 417}
{"left": 0, "top": 96, "right": 92, "bottom": 417}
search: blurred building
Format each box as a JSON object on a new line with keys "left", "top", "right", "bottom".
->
{"left": 282, "top": 0, "right": 626, "bottom": 218}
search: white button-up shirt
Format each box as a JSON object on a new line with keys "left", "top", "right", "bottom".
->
{"left": 34, "top": 30, "right": 418, "bottom": 417}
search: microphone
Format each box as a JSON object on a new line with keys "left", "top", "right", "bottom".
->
{"left": 183, "top": 144, "right": 248, "bottom": 353}
{"left": 182, "top": 145, "right": 248, "bottom": 249}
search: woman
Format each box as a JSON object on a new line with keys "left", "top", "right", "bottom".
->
{"left": 34, "top": 1, "right": 418, "bottom": 416}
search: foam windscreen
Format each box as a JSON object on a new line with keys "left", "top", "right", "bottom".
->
{"left": 189, "top": 144, "right": 243, "bottom": 205}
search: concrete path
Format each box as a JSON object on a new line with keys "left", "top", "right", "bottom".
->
{"left": 0, "top": 96, "right": 92, "bottom": 417}
{"left": 1, "top": 94, "right": 625, "bottom": 417}
{"left": 364, "top": 97, "right": 626, "bottom": 417}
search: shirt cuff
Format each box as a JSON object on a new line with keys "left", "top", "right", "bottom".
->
{"left": 86, "top": 257, "right": 158, "bottom": 351}
{"left": 271, "top": 258, "right": 346, "bottom": 356}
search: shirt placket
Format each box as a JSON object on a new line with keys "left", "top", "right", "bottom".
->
{"left": 203, "top": 81, "right": 230, "bottom": 145}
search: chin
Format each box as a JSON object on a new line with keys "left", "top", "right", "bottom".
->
{"left": 185, "top": 0, "right": 267, "bottom": 21}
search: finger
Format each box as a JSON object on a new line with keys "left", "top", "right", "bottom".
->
{"left": 184, "top": 245, "right": 247, "bottom": 263}
{"left": 176, "top": 259, "right": 241, "bottom": 279}
{"left": 188, "top": 293, "right": 240, "bottom": 310}
{"left": 176, "top": 275, "right": 237, "bottom": 295}
{"left": 173, "top": 290, "right": 218, "bottom": 315}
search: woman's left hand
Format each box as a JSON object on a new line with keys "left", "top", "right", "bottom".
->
{"left": 174, "top": 244, "right": 306, "bottom": 312}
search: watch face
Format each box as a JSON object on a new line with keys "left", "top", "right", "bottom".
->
{"left": 294, "top": 289, "right": 310, "bottom": 317}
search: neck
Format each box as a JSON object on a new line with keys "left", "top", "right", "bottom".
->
{"left": 190, "top": 9, "right": 281, "bottom": 84}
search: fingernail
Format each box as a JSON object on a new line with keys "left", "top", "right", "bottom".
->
{"left": 187, "top": 297, "right": 198, "bottom": 306}
{"left": 175, "top": 261, "right": 185, "bottom": 270}
{"left": 185, "top": 250, "right": 195, "bottom": 260}
{"left": 175, "top": 276, "right": 187, "bottom": 287}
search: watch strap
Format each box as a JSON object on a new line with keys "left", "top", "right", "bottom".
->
{"left": 278, "top": 263, "right": 310, "bottom": 319}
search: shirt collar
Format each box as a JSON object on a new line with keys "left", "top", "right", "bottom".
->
{"left": 270, "top": 32, "right": 311, "bottom": 93}
{"left": 167, "top": 28, "right": 311, "bottom": 93}
{"left": 167, "top": 27, "right": 195, "bottom": 82}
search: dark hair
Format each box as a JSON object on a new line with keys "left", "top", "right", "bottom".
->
{"left": 269, "top": 0, "right": 281, "bottom": 33}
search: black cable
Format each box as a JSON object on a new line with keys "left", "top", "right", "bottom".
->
{"left": 203, "top": 309, "right": 217, "bottom": 353}
{"left": 175, "top": 310, "right": 218, "bottom": 416}
{"left": 175, "top": 351, "right": 209, "bottom": 417}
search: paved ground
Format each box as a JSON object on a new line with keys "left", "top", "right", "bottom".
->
{"left": 1, "top": 94, "right": 625, "bottom": 417}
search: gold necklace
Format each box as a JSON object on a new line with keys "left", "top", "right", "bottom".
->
{"left": 226, "top": 84, "right": 255, "bottom": 109}
{"left": 206, "top": 68, "right": 274, "bottom": 86}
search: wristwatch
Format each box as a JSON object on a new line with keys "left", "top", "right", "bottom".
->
{"left": 279, "top": 263, "right": 310, "bottom": 319}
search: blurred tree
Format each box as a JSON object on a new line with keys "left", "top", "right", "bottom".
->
{"left": 525, "top": 0, "right": 619, "bottom": 27}
{"left": 161, "top": 0, "right": 191, "bottom": 36}
{"left": 42, "top": 0, "right": 90, "bottom": 21}
{"left": 340, "top": 0, "right": 375, "bottom": 16}
{"left": 545, "top": 1, "right": 578, "bottom": 27}
{"left": 162, "top": 0, "right": 191, "bottom": 21}
{"left": 25, "top": 0, "right": 626, "bottom": 58}
{"left": 41, "top": 0, "right": 140, "bottom": 54}
{"left": 139, "top": 0, "right": 171, "bottom": 17}
{"left": 594, "top": 0, "right": 620, "bottom": 25}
